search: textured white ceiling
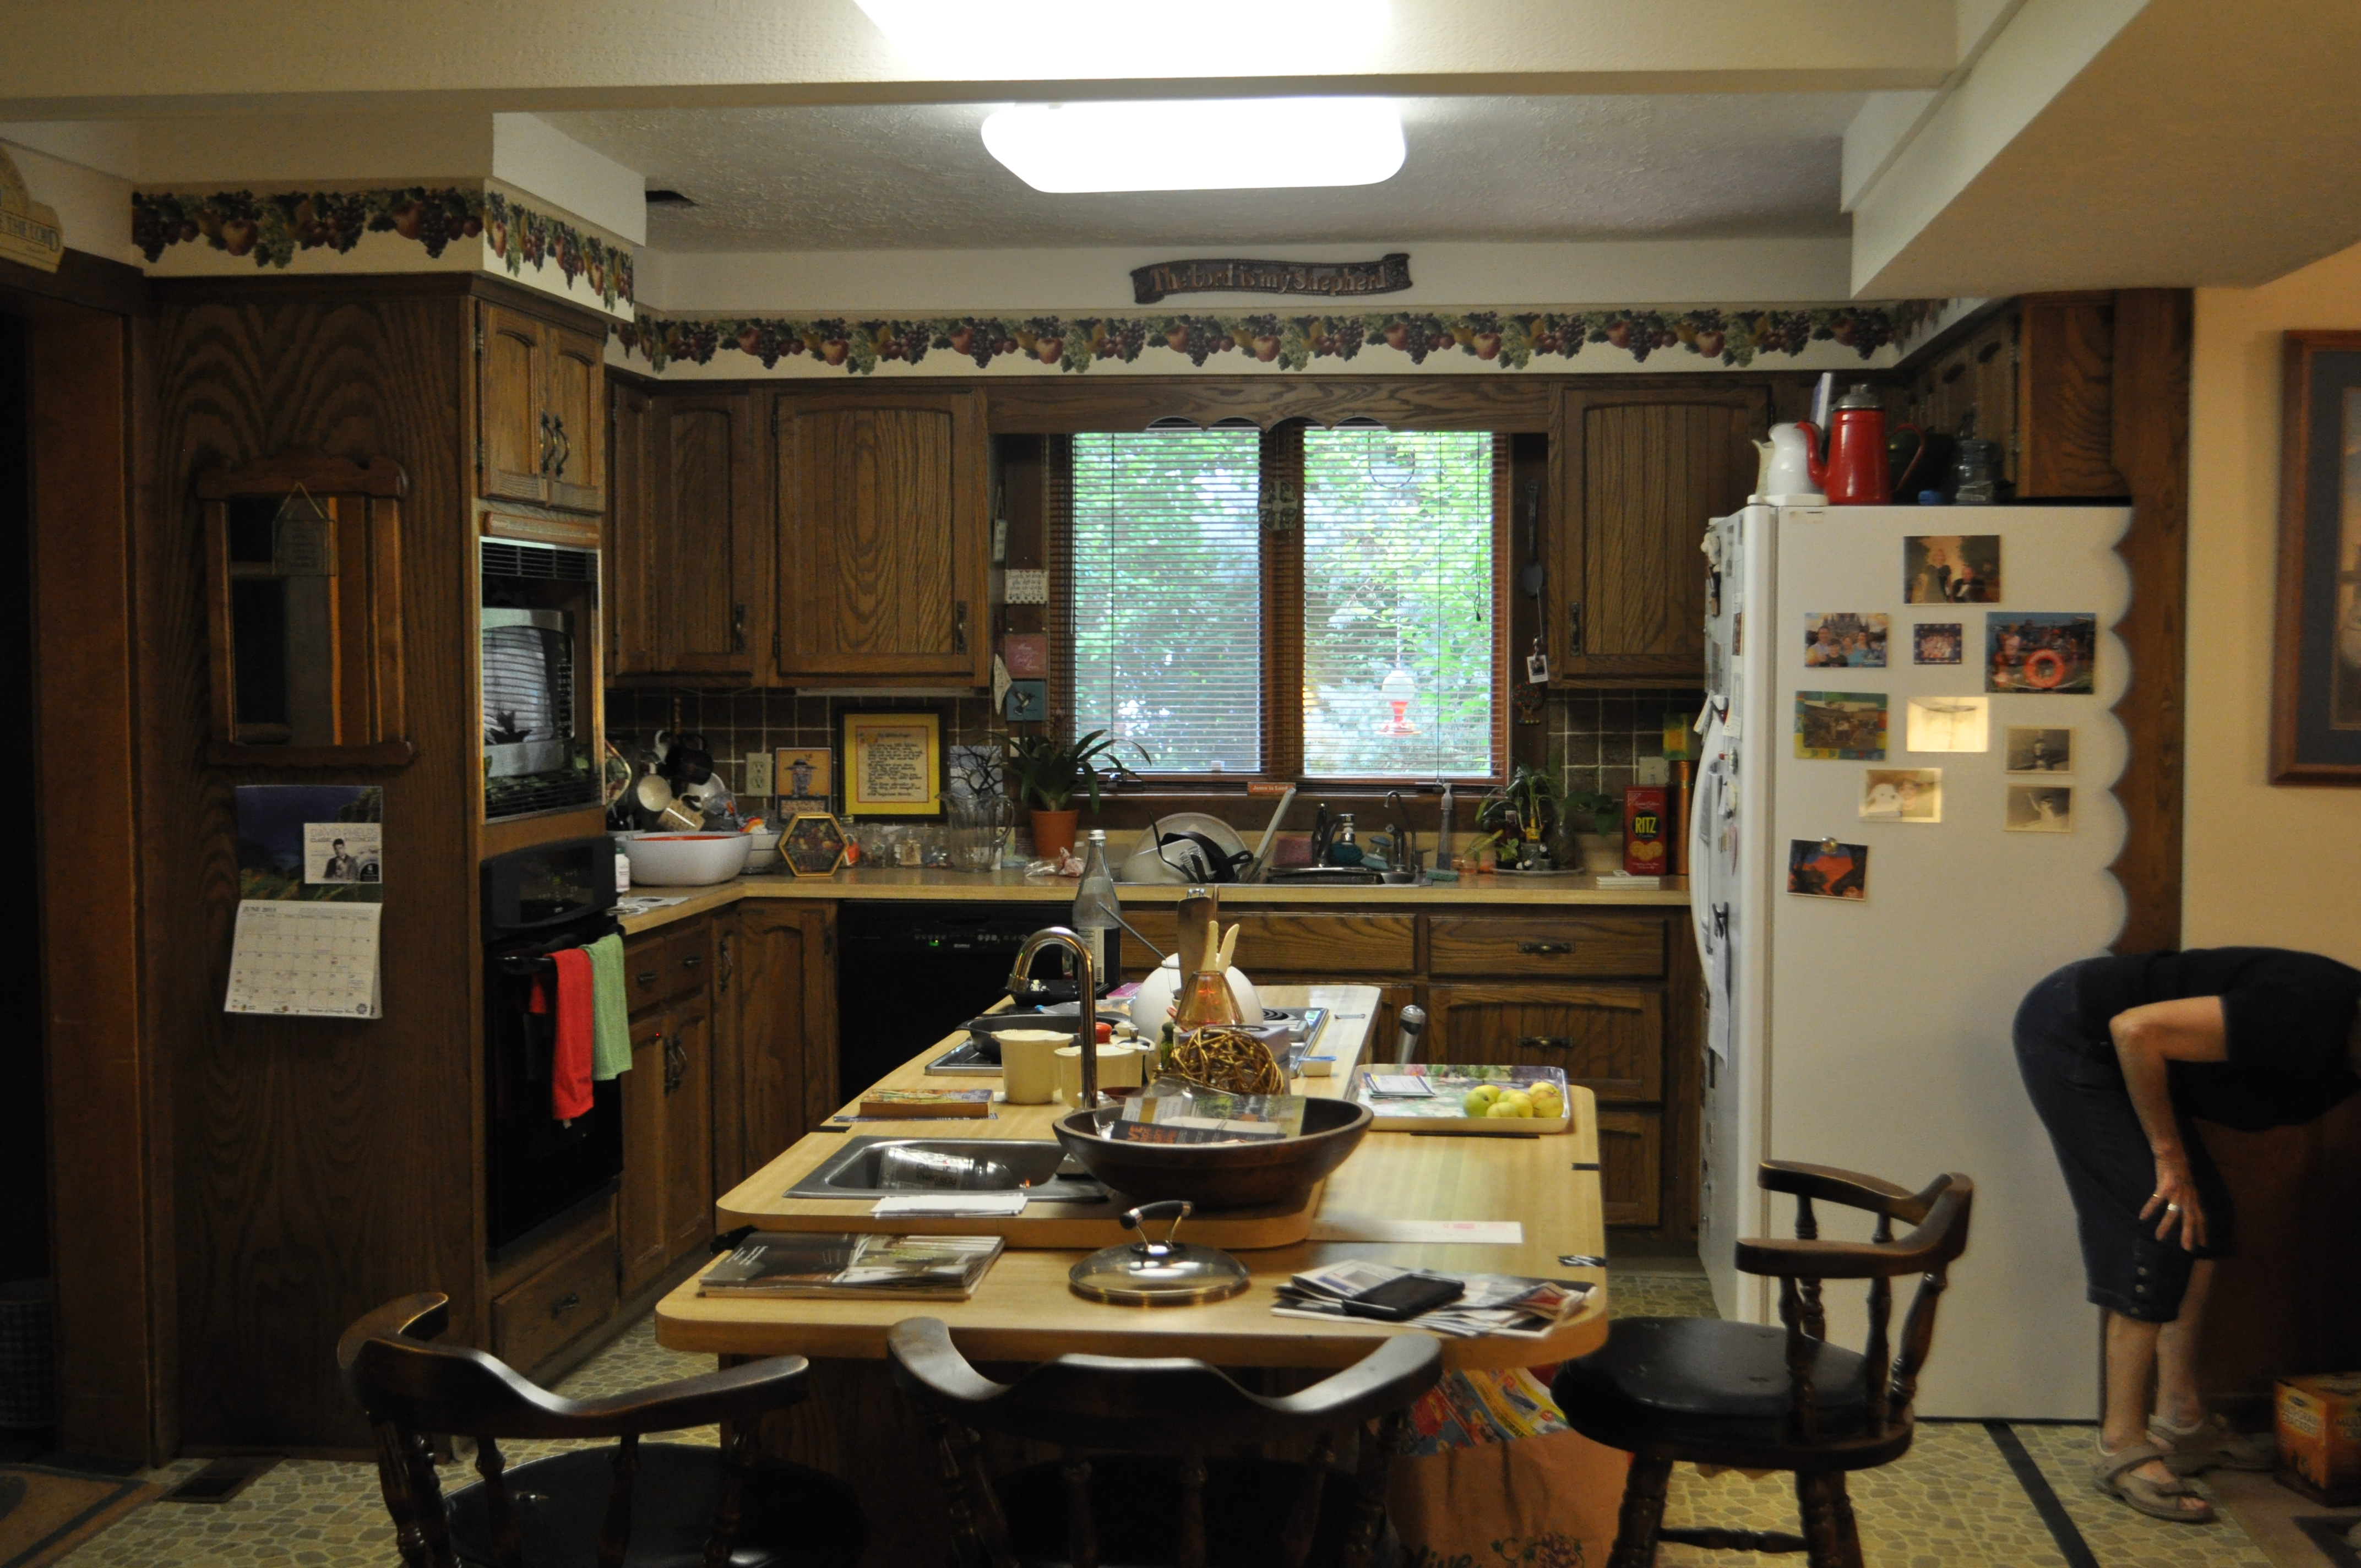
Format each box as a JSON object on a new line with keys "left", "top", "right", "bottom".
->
{"left": 545, "top": 94, "right": 1860, "bottom": 252}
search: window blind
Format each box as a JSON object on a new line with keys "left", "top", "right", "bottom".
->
{"left": 1300, "top": 429, "right": 1501, "bottom": 778}
{"left": 1056, "top": 431, "right": 1264, "bottom": 774}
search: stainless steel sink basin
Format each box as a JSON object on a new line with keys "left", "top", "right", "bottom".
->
{"left": 787, "top": 1137, "right": 1109, "bottom": 1204}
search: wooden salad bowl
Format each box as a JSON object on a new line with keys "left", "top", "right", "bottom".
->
{"left": 1051, "top": 1097, "right": 1374, "bottom": 1211}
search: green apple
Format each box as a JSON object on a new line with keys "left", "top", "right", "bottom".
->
{"left": 1461, "top": 1085, "right": 1502, "bottom": 1117}
{"left": 1485, "top": 1099, "right": 1527, "bottom": 1118}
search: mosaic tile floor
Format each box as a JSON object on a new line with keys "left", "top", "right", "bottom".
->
{"left": 41, "top": 1266, "right": 2329, "bottom": 1568}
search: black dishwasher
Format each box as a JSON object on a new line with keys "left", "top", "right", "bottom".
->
{"left": 835, "top": 903, "right": 1085, "bottom": 1097}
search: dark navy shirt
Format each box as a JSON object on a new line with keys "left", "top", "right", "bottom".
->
{"left": 2077, "top": 948, "right": 2361, "bottom": 1131}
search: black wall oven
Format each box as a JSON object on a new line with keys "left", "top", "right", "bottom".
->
{"left": 482, "top": 837, "right": 621, "bottom": 1256}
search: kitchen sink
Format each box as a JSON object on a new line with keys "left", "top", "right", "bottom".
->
{"left": 787, "top": 1137, "right": 1109, "bottom": 1204}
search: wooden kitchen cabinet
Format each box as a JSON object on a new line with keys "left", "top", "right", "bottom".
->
{"left": 713, "top": 903, "right": 838, "bottom": 1190}
{"left": 476, "top": 300, "right": 606, "bottom": 514}
{"left": 606, "top": 379, "right": 657, "bottom": 674}
{"left": 1423, "top": 983, "right": 1665, "bottom": 1102}
{"left": 776, "top": 390, "right": 988, "bottom": 684}
{"left": 1903, "top": 293, "right": 2126, "bottom": 500}
{"left": 657, "top": 389, "right": 768, "bottom": 678}
{"left": 662, "top": 1004, "right": 715, "bottom": 1263}
{"left": 619, "top": 1014, "right": 671, "bottom": 1294}
{"left": 1548, "top": 385, "right": 1766, "bottom": 683}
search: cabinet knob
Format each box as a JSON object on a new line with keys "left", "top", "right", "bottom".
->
{"left": 1517, "top": 1035, "right": 1574, "bottom": 1053}
{"left": 635, "top": 970, "right": 659, "bottom": 987}
{"left": 730, "top": 603, "right": 747, "bottom": 654}
{"left": 549, "top": 1292, "right": 580, "bottom": 1318}
{"left": 1566, "top": 603, "right": 1585, "bottom": 655}
{"left": 679, "top": 954, "right": 703, "bottom": 970}
{"left": 953, "top": 600, "right": 969, "bottom": 654}
{"left": 1519, "top": 941, "right": 1574, "bottom": 955}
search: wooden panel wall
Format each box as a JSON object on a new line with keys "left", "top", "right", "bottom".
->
{"left": 148, "top": 284, "right": 479, "bottom": 1451}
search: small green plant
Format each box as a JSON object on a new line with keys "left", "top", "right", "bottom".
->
{"left": 1562, "top": 787, "right": 1623, "bottom": 837}
{"left": 1008, "top": 729, "right": 1144, "bottom": 812}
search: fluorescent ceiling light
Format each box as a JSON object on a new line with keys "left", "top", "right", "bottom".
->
{"left": 854, "top": 0, "right": 1388, "bottom": 75}
{"left": 982, "top": 99, "right": 1405, "bottom": 193}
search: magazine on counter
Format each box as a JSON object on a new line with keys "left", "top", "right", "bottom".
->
{"left": 1107, "top": 1076, "right": 1308, "bottom": 1144}
{"left": 1274, "top": 1261, "right": 1592, "bottom": 1338}
{"left": 697, "top": 1232, "right": 1004, "bottom": 1300}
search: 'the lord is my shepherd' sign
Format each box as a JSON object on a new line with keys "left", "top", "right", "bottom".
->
{"left": 1131, "top": 253, "right": 1411, "bottom": 306}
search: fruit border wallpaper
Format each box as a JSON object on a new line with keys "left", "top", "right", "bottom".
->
{"left": 617, "top": 301, "right": 1943, "bottom": 375}
{"left": 130, "top": 186, "right": 634, "bottom": 310}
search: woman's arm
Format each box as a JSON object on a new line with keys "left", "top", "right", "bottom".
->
{"left": 2109, "top": 997, "right": 2228, "bottom": 1250}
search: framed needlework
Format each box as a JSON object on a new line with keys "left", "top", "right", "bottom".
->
{"left": 841, "top": 711, "right": 943, "bottom": 816}
{"left": 2275, "top": 332, "right": 2361, "bottom": 781}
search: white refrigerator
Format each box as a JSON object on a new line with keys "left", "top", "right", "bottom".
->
{"left": 1689, "top": 503, "right": 2132, "bottom": 1420}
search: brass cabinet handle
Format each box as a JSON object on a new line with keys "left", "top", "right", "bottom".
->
{"left": 1517, "top": 1035, "right": 1574, "bottom": 1053}
{"left": 1566, "top": 602, "right": 1584, "bottom": 655}
{"left": 663, "top": 1035, "right": 687, "bottom": 1093}
{"left": 717, "top": 935, "right": 733, "bottom": 993}
{"left": 550, "top": 1292, "right": 580, "bottom": 1317}
{"left": 730, "top": 603, "right": 747, "bottom": 653}
{"left": 679, "top": 954, "right": 703, "bottom": 970}
{"left": 953, "top": 600, "right": 969, "bottom": 654}
{"left": 547, "top": 413, "right": 570, "bottom": 478}
{"left": 635, "top": 970, "right": 659, "bottom": 987}
{"left": 1519, "top": 941, "right": 1573, "bottom": 955}
{"left": 537, "top": 411, "right": 555, "bottom": 475}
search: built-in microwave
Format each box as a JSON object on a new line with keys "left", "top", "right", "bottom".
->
{"left": 480, "top": 537, "right": 602, "bottom": 821}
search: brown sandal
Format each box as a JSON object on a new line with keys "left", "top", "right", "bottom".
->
{"left": 2149, "top": 1413, "right": 2276, "bottom": 1475}
{"left": 2093, "top": 1439, "right": 2217, "bottom": 1523}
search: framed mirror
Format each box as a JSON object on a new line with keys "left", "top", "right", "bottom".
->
{"left": 199, "top": 450, "right": 412, "bottom": 766}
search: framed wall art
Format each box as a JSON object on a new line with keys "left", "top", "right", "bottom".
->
{"left": 841, "top": 711, "right": 943, "bottom": 816}
{"left": 2273, "top": 331, "right": 2361, "bottom": 781}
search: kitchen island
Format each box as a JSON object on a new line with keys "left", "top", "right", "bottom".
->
{"left": 656, "top": 984, "right": 1607, "bottom": 1566}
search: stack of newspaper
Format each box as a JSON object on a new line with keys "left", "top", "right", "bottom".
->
{"left": 1274, "top": 1260, "right": 1593, "bottom": 1338}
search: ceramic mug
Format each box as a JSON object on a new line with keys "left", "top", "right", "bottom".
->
{"left": 1056, "top": 1042, "right": 1144, "bottom": 1105}
{"left": 996, "top": 1029, "right": 1070, "bottom": 1106}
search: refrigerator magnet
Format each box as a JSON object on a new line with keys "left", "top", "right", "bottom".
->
{"left": 1912, "top": 622, "right": 1965, "bottom": 665}
{"left": 1860, "top": 768, "right": 1941, "bottom": 824}
{"left": 2005, "top": 785, "right": 2074, "bottom": 833}
{"left": 1787, "top": 838, "right": 1869, "bottom": 900}
{"left": 1794, "top": 692, "right": 1888, "bottom": 760}
{"left": 1903, "top": 533, "right": 2003, "bottom": 604}
{"left": 1985, "top": 613, "right": 2097, "bottom": 694}
{"left": 2005, "top": 726, "right": 2074, "bottom": 774}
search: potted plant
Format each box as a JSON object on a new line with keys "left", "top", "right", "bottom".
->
{"left": 1474, "top": 765, "right": 1562, "bottom": 870}
{"left": 1008, "top": 729, "right": 1142, "bottom": 858}
{"left": 1563, "top": 787, "right": 1625, "bottom": 875}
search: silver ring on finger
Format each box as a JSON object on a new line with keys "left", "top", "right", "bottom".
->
{"left": 2166, "top": 1202, "right": 2180, "bottom": 1212}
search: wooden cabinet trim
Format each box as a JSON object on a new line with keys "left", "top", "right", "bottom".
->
{"left": 1428, "top": 913, "right": 1667, "bottom": 978}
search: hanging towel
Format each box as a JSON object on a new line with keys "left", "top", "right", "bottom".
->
{"left": 585, "top": 933, "right": 633, "bottom": 1081}
{"left": 549, "top": 947, "right": 595, "bottom": 1121}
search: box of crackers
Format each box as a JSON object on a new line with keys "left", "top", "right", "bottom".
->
{"left": 2276, "top": 1371, "right": 2361, "bottom": 1505}
{"left": 1623, "top": 786, "right": 1669, "bottom": 876}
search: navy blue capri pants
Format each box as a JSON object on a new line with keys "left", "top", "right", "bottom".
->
{"left": 2012, "top": 960, "right": 2233, "bottom": 1323}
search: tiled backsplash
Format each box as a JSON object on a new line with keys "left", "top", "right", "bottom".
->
{"left": 606, "top": 685, "right": 1704, "bottom": 807}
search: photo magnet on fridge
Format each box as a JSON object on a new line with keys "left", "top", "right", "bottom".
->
{"left": 1912, "top": 622, "right": 1965, "bottom": 665}
{"left": 1987, "top": 612, "right": 2097, "bottom": 693}
{"left": 1859, "top": 768, "right": 1942, "bottom": 823}
{"left": 1803, "top": 612, "right": 1889, "bottom": 668}
{"left": 1788, "top": 839, "right": 1869, "bottom": 900}
{"left": 1794, "top": 692, "right": 1889, "bottom": 760}
{"left": 2005, "top": 785, "right": 2075, "bottom": 832}
{"left": 1906, "top": 696, "right": 1989, "bottom": 753}
{"left": 2004, "top": 726, "right": 2075, "bottom": 774}
{"left": 1904, "top": 534, "right": 2003, "bottom": 603}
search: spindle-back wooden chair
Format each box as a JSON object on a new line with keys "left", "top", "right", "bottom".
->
{"left": 337, "top": 1292, "right": 866, "bottom": 1568}
{"left": 1553, "top": 1162, "right": 1974, "bottom": 1568}
{"left": 885, "top": 1316, "right": 1443, "bottom": 1568}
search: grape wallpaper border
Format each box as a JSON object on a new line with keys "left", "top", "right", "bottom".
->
{"left": 617, "top": 300, "right": 1946, "bottom": 374}
{"left": 129, "top": 186, "right": 635, "bottom": 309}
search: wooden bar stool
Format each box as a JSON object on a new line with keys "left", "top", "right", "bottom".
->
{"left": 1553, "top": 1163, "right": 1975, "bottom": 1568}
{"left": 338, "top": 1292, "right": 867, "bottom": 1568}
{"left": 885, "top": 1316, "right": 1443, "bottom": 1568}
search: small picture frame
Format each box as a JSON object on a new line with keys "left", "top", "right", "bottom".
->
{"left": 2005, "top": 785, "right": 2074, "bottom": 833}
{"left": 1913, "top": 622, "right": 1965, "bottom": 666}
{"left": 774, "top": 745, "right": 834, "bottom": 812}
{"left": 1525, "top": 649, "right": 1552, "bottom": 684}
{"left": 1003, "top": 679, "right": 1048, "bottom": 723}
{"left": 1000, "top": 632, "right": 1049, "bottom": 678}
{"left": 842, "top": 711, "right": 943, "bottom": 817}
{"left": 1903, "top": 533, "right": 2003, "bottom": 604}
{"left": 2004, "top": 726, "right": 2074, "bottom": 774}
{"left": 783, "top": 812, "right": 849, "bottom": 876}
{"left": 1787, "top": 839, "right": 1869, "bottom": 900}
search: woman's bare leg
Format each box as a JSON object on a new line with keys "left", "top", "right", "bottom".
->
{"left": 2154, "top": 1260, "right": 2215, "bottom": 1429}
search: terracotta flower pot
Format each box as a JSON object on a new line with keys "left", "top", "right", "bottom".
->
{"left": 1031, "top": 809, "right": 1080, "bottom": 859}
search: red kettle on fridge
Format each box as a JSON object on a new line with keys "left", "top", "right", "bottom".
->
{"left": 1799, "top": 384, "right": 1923, "bottom": 505}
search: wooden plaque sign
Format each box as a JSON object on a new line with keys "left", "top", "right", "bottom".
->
{"left": 0, "top": 148, "right": 64, "bottom": 273}
{"left": 1131, "top": 252, "right": 1411, "bottom": 306}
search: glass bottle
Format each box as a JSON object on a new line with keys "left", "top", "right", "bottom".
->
{"left": 1072, "top": 829, "right": 1120, "bottom": 990}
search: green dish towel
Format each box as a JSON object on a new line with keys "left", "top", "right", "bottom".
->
{"left": 585, "top": 933, "right": 633, "bottom": 1080}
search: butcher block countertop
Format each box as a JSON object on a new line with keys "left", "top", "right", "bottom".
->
{"left": 656, "top": 984, "right": 1610, "bottom": 1372}
{"left": 618, "top": 865, "right": 1686, "bottom": 936}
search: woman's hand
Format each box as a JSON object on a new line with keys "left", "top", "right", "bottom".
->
{"left": 2141, "top": 1155, "right": 2208, "bottom": 1251}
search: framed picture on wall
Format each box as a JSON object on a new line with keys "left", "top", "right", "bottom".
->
{"left": 841, "top": 711, "right": 943, "bottom": 816}
{"left": 2273, "top": 331, "right": 2361, "bottom": 781}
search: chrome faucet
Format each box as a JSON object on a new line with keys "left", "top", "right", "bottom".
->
{"left": 1383, "top": 790, "right": 1418, "bottom": 879}
{"left": 1008, "top": 925, "right": 1100, "bottom": 1110}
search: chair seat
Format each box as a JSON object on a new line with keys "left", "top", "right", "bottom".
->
{"left": 994, "top": 1454, "right": 1395, "bottom": 1568}
{"left": 1553, "top": 1318, "right": 1890, "bottom": 1464}
{"left": 444, "top": 1443, "right": 867, "bottom": 1568}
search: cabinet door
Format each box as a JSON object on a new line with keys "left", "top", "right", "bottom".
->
{"left": 544, "top": 323, "right": 607, "bottom": 514}
{"left": 710, "top": 913, "right": 745, "bottom": 1195}
{"left": 779, "top": 392, "right": 986, "bottom": 682}
{"left": 1597, "top": 1109, "right": 1664, "bottom": 1227}
{"left": 727, "top": 902, "right": 838, "bottom": 1179}
{"left": 662, "top": 1003, "right": 715, "bottom": 1264}
{"left": 1550, "top": 387, "right": 1765, "bottom": 681}
{"left": 606, "top": 381, "right": 658, "bottom": 675}
{"left": 657, "top": 390, "right": 766, "bottom": 677}
{"left": 479, "top": 303, "right": 548, "bottom": 504}
{"left": 1423, "top": 983, "right": 1663, "bottom": 1102}
{"left": 618, "top": 1014, "right": 670, "bottom": 1295}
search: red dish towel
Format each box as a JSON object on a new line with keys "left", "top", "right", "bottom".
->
{"left": 549, "top": 947, "right": 595, "bottom": 1121}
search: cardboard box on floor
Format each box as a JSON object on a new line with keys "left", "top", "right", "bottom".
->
{"left": 2275, "top": 1372, "right": 2361, "bottom": 1505}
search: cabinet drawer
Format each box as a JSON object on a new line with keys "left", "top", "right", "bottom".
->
{"left": 1122, "top": 912, "right": 1415, "bottom": 978}
{"left": 665, "top": 927, "right": 711, "bottom": 1001}
{"left": 1426, "top": 984, "right": 1663, "bottom": 1102}
{"left": 623, "top": 934, "right": 670, "bottom": 1015}
{"left": 1428, "top": 915, "right": 1665, "bottom": 978}
{"left": 491, "top": 1219, "right": 617, "bottom": 1371}
{"left": 1596, "top": 1109, "right": 1663, "bottom": 1228}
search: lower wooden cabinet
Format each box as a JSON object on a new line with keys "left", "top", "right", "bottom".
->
{"left": 1596, "top": 1109, "right": 1664, "bottom": 1228}
{"left": 1423, "top": 983, "right": 1664, "bottom": 1102}
{"left": 620, "top": 998, "right": 714, "bottom": 1297}
{"left": 713, "top": 903, "right": 837, "bottom": 1192}
{"left": 492, "top": 1210, "right": 619, "bottom": 1370}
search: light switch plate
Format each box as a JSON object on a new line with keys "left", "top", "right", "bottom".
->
{"left": 1634, "top": 756, "right": 1671, "bottom": 786}
{"left": 743, "top": 752, "right": 775, "bottom": 796}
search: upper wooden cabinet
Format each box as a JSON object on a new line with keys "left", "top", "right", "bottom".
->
{"left": 658, "top": 390, "right": 768, "bottom": 678}
{"left": 476, "top": 300, "right": 607, "bottom": 515}
{"left": 606, "top": 380, "right": 656, "bottom": 675}
{"left": 1903, "top": 293, "right": 2128, "bottom": 501}
{"left": 1548, "top": 385, "right": 1767, "bottom": 683}
{"left": 777, "top": 390, "right": 988, "bottom": 684}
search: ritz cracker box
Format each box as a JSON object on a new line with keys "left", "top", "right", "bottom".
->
{"left": 1623, "top": 786, "right": 1669, "bottom": 876}
{"left": 2275, "top": 1371, "right": 2361, "bottom": 1505}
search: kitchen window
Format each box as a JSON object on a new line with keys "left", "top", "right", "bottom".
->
{"left": 1053, "top": 427, "right": 1506, "bottom": 782}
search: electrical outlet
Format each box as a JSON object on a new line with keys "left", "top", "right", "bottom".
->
{"left": 1634, "top": 756, "right": 1671, "bottom": 786}
{"left": 743, "top": 752, "right": 775, "bottom": 796}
